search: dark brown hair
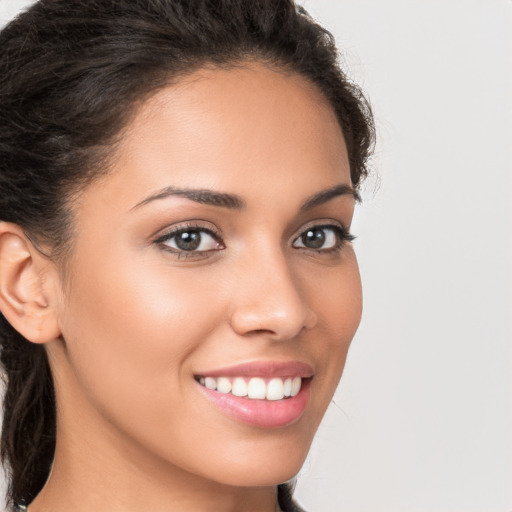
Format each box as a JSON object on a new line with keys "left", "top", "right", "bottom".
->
{"left": 0, "top": 0, "right": 374, "bottom": 509}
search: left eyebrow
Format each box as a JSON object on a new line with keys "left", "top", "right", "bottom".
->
{"left": 300, "top": 184, "right": 360, "bottom": 211}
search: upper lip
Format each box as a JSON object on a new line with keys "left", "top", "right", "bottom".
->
{"left": 195, "top": 361, "right": 314, "bottom": 379}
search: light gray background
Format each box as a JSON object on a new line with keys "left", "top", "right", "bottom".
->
{"left": 1, "top": 1, "right": 511, "bottom": 511}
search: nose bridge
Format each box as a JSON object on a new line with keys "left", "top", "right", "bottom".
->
{"left": 229, "top": 242, "right": 316, "bottom": 340}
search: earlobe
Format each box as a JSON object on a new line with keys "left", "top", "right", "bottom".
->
{"left": 0, "top": 222, "right": 61, "bottom": 344}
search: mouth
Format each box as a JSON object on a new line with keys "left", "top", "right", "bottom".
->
{"left": 194, "top": 361, "right": 313, "bottom": 428}
{"left": 195, "top": 375, "right": 305, "bottom": 401}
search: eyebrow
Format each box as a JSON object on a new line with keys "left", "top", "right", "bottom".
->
{"left": 132, "top": 187, "right": 246, "bottom": 211}
{"left": 132, "top": 183, "right": 359, "bottom": 211}
{"left": 299, "top": 184, "right": 361, "bottom": 211}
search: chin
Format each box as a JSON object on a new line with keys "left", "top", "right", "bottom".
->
{"left": 214, "top": 462, "right": 305, "bottom": 489}
{"left": 196, "top": 435, "right": 312, "bottom": 488}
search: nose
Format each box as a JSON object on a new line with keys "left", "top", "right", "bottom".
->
{"left": 228, "top": 249, "right": 317, "bottom": 341}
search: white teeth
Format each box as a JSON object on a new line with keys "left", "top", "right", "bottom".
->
{"left": 204, "top": 377, "right": 217, "bottom": 390}
{"left": 217, "top": 377, "right": 232, "bottom": 394}
{"left": 198, "top": 375, "right": 303, "bottom": 400}
{"left": 283, "top": 378, "right": 292, "bottom": 397}
{"left": 290, "top": 377, "right": 302, "bottom": 397}
{"left": 247, "top": 377, "right": 266, "bottom": 399}
{"left": 266, "top": 378, "right": 285, "bottom": 401}
{"left": 232, "top": 377, "right": 248, "bottom": 397}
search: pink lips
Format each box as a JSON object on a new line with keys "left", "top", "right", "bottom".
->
{"left": 195, "top": 361, "right": 313, "bottom": 428}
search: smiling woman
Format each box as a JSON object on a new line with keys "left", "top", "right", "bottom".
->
{"left": 0, "top": 1, "right": 374, "bottom": 511}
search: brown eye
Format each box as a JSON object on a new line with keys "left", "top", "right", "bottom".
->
{"left": 157, "top": 228, "right": 223, "bottom": 253}
{"left": 300, "top": 228, "right": 327, "bottom": 249}
{"left": 174, "top": 230, "right": 202, "bottom": 251}
{"left": 293, "top": 225, "right": 347, "bottom": 251}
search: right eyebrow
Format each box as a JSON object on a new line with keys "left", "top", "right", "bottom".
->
{"left": 131, "top": 186, "right": 246, "bottom": 211}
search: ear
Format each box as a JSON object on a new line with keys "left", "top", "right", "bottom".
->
{"left": 0, "top": 222, "right": 62, "bottom": 344}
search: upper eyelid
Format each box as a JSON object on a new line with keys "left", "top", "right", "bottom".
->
{"left": 293, "top": 224, "right": 353, "bottom": 243}
{"left": 292, "top": 219, "right": 349, "bottom": 239}
{"left": 152, "top": 221, "right": 224, "bottom": 244}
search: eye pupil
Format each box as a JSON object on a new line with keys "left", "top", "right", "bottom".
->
{"left": 302, "top": 228, "right": 325, "bottom": 249}
{"left": 175, "top": 230, "right": 201, "bottom": 251}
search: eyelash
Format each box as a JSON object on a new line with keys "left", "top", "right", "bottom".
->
{"left": 153, "top": 222, "right": 224, "bottom": 259}
{"left": 153, "top": 222, "right": 355, "bottom": 259}
{"left": 292, "top": 223, "right": 355, "bottom": 254}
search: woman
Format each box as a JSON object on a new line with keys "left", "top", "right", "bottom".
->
{"left": 0, "top": 1, "right": 374, "bottom": 510}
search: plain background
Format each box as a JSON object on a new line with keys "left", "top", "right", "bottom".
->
{"left": 1, "top": 1, "right": 511, "bottom": 511}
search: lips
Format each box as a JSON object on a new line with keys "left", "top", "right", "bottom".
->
{"left": 196, "top": 360, "right": 313, "bottom": 379}
{"left": 194, "top": 361, "right": 313, "bottom": 428}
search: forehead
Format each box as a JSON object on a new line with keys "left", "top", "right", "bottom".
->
{"left": 86, "top": 62, "right": 351, "bottom": 213}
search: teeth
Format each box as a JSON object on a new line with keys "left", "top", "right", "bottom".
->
{"left": 204, "top": 377, "right": 216, "bottom": 390}
{"left": 198, "top": 376, "right": 303, "bottom": 400}
{"left": 247, "top": 377, "right": 266, "bottom": 399}
{"left": 290, "top": 377, "right": 302, "bottom": 397}
{"left": 232, "top": 377, "right": 248, "bottom": 397}
{"left": 283, "top": 378, "right": 292, "bottom": 397}
{"left": 217, "top": 377, "right": 232, "bottom": 394}
{"left": 266, "top": 378, "right": 284, "bottom": 401}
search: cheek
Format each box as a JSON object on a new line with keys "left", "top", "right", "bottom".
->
{"left": 58, "top": 253, "right": 223, "bottom": 417}
{"left": 301, "top": 250, "right": 362, "bottom": 402}
{"left": 55, "top": 253, "right": 238, "bottom": 478}
{"left": 304, "top": 248, "right": 362, "bottom": 344}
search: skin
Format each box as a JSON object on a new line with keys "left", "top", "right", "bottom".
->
{"left": 2, "top": 62, "right": 362, "bottom": 511}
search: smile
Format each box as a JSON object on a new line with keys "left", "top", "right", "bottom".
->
{"left": 197, "top": 376, "right": 303, "bottom": 401}
{"left": 194, "top": 361, "right": 313, "bottom": 428}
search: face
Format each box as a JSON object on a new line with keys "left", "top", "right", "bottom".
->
{"left": 48, "top": 62, "right": 362, "bottom": 488}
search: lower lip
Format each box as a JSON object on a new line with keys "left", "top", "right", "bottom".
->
{"left": 197, "top": 379, "right": 311, "bottom": 428}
